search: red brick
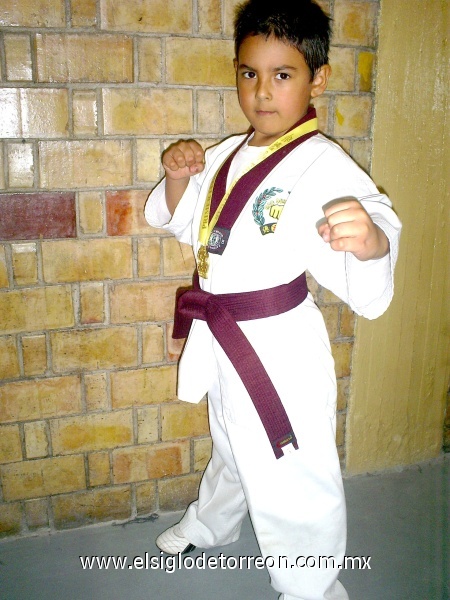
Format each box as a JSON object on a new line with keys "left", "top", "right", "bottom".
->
{"left": 106, "top": 190, "right": 152, "bottom": 236}
{"left": 0, "top": 193, "right": 76, "bottom": 240}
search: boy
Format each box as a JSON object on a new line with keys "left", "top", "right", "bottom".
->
{"left": 145, "top": 1, "right": 401, "bottom": 598}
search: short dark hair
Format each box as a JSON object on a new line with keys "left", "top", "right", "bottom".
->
{"left": 234, "top": 0, "right": 332, "bottom": 77}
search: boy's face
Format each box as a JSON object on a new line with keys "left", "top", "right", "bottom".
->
{"left": 234, "top": 34, "right": 330, "bottom": 146}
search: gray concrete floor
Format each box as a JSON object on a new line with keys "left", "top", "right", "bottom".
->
{"left": 0, "top": 455, "right": 448, "bottom": 600}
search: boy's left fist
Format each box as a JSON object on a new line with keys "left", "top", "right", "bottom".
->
{"left": 318, "top": 197, "right": 389, "bottom": 261}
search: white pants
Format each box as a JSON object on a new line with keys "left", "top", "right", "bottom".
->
{"left": 179, "top": 371, "right": 349, "bottom": 600}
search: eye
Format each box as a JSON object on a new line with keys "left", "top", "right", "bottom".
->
{"left": 275, "top": 72, "right": 290, "bottom": 80}
{"left": 242, "top": 71, "right": 256, "bottom": 79}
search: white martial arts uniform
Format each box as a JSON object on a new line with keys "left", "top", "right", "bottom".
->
{"left": 145, "top": 131, "right": 402, "bottom": 600}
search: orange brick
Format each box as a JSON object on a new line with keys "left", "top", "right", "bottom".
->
{"left": 11, "top": 243, "right": 37, "bottom": 285}
{"left": 223, "top": 0, "right": 241, "bottom": 37}
{"left": 137, "top": 238, "right": 161, "bottom": 278}
{"left": 112, "top": 441, "right": 189, "bottom": 483}
{"left": 100, "top": 0, "right": 192, "bottom": 33}
{"left": 336, "top": 138, "right": 351, "bottom": 154}
{"left": 312, "top": 96, "right": 330, "bottom": 135}
{"left": 7, "top": 142, "right": 34, "bottom": 188}
{"left": 51, "top": 327, "right": 138, "bottom": 372}
{"left": 328, "top": 47, "right": 356, "bottom": 92}
{"left": 136, "top": 140, "right": 162, "bottom": 183}
{"left": 331, "top": 341, "right": 353, "bottom": 379}
{"left": 0, "top": 0, "right": 65, "bottom": 28}
{"left": 351, "top": 139, "right": 371, "bottom": 173}
{"left": 0, "top": 285, "right": 74, "bottom": 335}
{"left": 321, "top": 287, "right": 343, "bottom": 304}
{"left": 51, "top": 410, "right": 133, "bottom": 455}
{"left": 335, "top": 96, "right": 373, "bottom": 138}
{"left": 111, "top": 366, "right": 177, "bottom": 408}
{"left": 333, "top": 0, "right": 378, "bottom": 47}
{"left": 73, "top": 90, "right": 98, "bottom": 136}
{"left": 84, "top": 372, "right": 109, "bottom": 412}
{"left": 194, "top": 437, "right": 212, "bottom": 472}
{"left": 161, "top": 401, "right": 209, "bottom": 441}
{"left": 24, "top": 498, "right": 49, "bottom": 530}
{"left": 42, "top": 238, "right": 132, "bottom": 283}
{"left": 88, "top": 452, "right": 111, "bottom": 487}
{"left": 0, "top": 375, "right": 82, "bottom": 424}
{"left": 36, "top": 34, "right": 133, "bottom": 83}
{"left": 0, "top": 336, "right": 20, "bottom": 380}
{"left": 198, "top": 0, "right": 221, "bottom": 34}
{"left": 137, "top": 38, "right": 162, "bottom": 82}
{"left": 106, "top": 190, "right": 152, "bottom": 236}
{"left": 71, "top": 0, "right": 97, "bottom": 28}
{"left": 4, "top": 34, "right": 33, "bottom": 81}
{"left": 340, "top": 305, "right": 356, "bottom": 337}
{"left": 142, "top": 324, "right": 165, "bottom": 364}
{"left": 80, "top": 282, "right": 104, "bottom": 324}
{"left": 224, "top": 89, "right": 250, "bottom": 136}
{"left": 24, "top": 421, "right": 49, "bottom": 459}
{"left": 166, "top": 38, "right": 235, "bottom": 86}
{"left": 52, "top": 486, "right": 131, "bottom": 529}
{"left": 137, "top": 406, "right": 159, "bottom": 444}
{"left": 142, "top": 325, "right": 164, "bottom": 364}
{"left": 0, "top": 424, "right": 22, "bottom": 464}
{"left": 110, "top": 280, "right": 184, "bottom": 324}
{"left": 78, "top": 191, "right": 104, "bottom": 235}
{"left": 39, "top": 140, "right": 132, "bottom": 189}
{"left": 136, "top": 481, "right": 156, "bottom": 515}
{"left": 0, "top": 88, "right": 69, "bottom": 139}
{"left": 22, "top": 334, "right": 47, "bottom": 377}
{"left": 321, "top": 304, "right": 340, "bottom": 341}
{"left": 0, "top": 502, "right": 22, "bottom": 537}
{"left": 158, "top": 473, "right": 202, "bottom": 512}
{"left": 197, "top": 91, "right": 221, "bottom": 134}
{"left": 103, "top": 89, "right": 193, "bottom": 135}
{"left": 1, "top": 454, "right": 86, "bottom": 501}
{"left": 162, "top": 238, "right": 195, "bottom": 277}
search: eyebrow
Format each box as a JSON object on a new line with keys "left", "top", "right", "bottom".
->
{"left": 238, "top": 63, "right": 297, "bottom": 72}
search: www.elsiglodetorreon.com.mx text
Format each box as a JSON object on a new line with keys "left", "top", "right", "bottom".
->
{"left": 79, "top": 552, "right": 372, "bottom": 572}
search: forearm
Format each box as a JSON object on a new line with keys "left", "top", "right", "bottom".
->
{"left": 165, "top": 176, "right": 190, "bottom": 216}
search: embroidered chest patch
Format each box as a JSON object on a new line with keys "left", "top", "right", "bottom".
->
{"left": 252, "top": 187, "right": 288, "bottom": 235}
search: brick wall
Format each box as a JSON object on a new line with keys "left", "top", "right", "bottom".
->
{"left": 0, "top": 0, "right": 379, "bottom": 537}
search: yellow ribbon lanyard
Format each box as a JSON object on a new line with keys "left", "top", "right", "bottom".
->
{"left": 197, "top": 118, "right": 318, "bottom": 278}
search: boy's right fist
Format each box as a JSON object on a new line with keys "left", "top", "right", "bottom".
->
{"left": 162, "top": 140, "right": 205, "bottom": 180}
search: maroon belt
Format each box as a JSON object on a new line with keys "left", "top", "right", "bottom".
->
{"left": 173, "top": 272, "right": 308, "bottom": 458}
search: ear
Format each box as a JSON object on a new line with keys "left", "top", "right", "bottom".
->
{"left": 233, "top": 57, "right": 238, "bottom": 73}
{"left": 311, "top": 64, "right": 331, "bottom": 98}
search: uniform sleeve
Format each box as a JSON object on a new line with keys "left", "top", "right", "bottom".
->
{"left": 307, "top": 193, "right": 402, "bottom": 320}
{"left": 144, "top": 176, "right": 201, "bottom": 246}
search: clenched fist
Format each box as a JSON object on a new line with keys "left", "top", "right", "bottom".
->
{"left": 317, "top": 198, "right": 389, "bottom": 261}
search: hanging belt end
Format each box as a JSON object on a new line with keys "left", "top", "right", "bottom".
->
{"left": 273, "top": 432, "right": 298, "bottom": 459}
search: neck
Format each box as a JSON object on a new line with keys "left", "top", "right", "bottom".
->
{"left": 248, "top": 105, "right": 317, "bottom": 147}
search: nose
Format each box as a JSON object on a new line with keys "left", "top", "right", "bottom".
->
{"left": 256, "top": 77, "right": 271, "bottom": 100}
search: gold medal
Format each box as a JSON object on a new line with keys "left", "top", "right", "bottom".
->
{"left": 197, "top": 244, "right": 209, "bottom": 279}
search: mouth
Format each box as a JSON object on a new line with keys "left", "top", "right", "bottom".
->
{"left": 255, "top": 110, "right": 275, "bottom": 117}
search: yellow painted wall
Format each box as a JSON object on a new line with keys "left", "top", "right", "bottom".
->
{"left": 346, "top": 0, "right": 449, "bottom": 473}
